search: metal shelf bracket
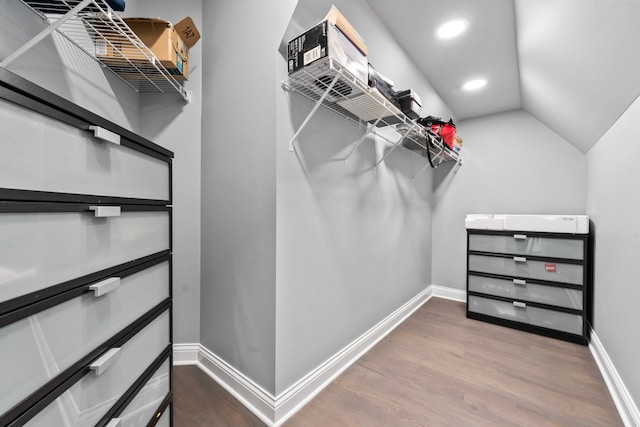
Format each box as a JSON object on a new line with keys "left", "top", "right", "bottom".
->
{"left": 344, "top": 117, "right": 381, "bottom": 165}
{"left": 373, "top": 122, "right": 420, "bottom": 169}
{"left": 288, "top": 74, "right": 340, "bottom": 152}
{"left": 1, "top": 0, "right": 93, "bottom": 68}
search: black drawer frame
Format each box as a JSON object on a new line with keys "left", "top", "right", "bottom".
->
{"left": 0, "top": 69, "right": 174, "bottom": 426}
{"left": 466, "top": 227, "right": 593, "bottom": 345}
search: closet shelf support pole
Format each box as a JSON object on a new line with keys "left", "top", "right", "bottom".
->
{"left": 454, "top": 156, "right": 463, "bottom": 173}
{"left": 1, "top": 0, "right": 93, "bottom": 68}
{"left": 373, "top": 122, "right": 419, "bottom": 169}
{"left": 288, "top": 74, "right": 340, "bottom": 151}
{"left": 431, "top": 146, "right": 444, "bottom": 166}
{"left": 412, "top": 162, "right": 432, "bottom": 182}
{"left": 373, "top": 136, "right": 399, "bottom": 168}
{"left": 344, "top": 116, "right": 382, "bottom": 165}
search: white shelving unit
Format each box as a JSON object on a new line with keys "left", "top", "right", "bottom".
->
{"left": 3, "top": 0, "right": 191, "bottom": 102}
{"left": 283, "top": 57, "right": 461, "bottom": 176}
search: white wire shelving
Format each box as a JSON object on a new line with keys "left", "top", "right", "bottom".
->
{"left": 282, "top": 57, "right": 461, "bottom": 176}
{"left": 4, "top": 0, "right": 191, "bottom": 102}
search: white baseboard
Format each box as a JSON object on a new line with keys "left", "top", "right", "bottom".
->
{"left": 172, "top": 343, "right": 199, "bottom": 366}
{"left": 589, "top": 328, "right": 640, "bottom": 427}
{"left": 197, "top": 345, "right": 277, "bottom": 426}
{"left": 174, "top": 287, "right": 433, "bottom": 426}
{"left": 431, "top": 285, "right": 466, "bottom": 302}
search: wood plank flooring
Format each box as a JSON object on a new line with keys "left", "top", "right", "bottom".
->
{"left": 173, "top": 298, "right": 623, "bottom": 426}
{"left": 173, "top": 365, "right": 265, "bottom": 426}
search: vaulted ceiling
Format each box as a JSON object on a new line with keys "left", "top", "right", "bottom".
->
{"left": 364, "top": 0, "right": 640, "bottom": 153}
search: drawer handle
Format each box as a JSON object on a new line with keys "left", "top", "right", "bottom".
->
{"left": 90, "top": 348, "right": 121, "bottom": 376}
{"left": 89, "top": 206, "right": 121, "bottom": 218}
{"left": 105, "top": 419, "right": 122, "bottom": 427}
{"left": 89, "top": 125, "right": 121, "bottom": 145}
{"left": 513, "top": 234, "right": 527, "bottom": 240}
{"left": 89, "top": 277, "right": 121, "bottom": 297}
{"left": 513, "top": 256, "right": 527, "bottom": 263}
{"left": 513, "top": 279, "right": 527, "bottom": 286}
{"left": 513, "top": 301, "right": 527, "bottom": 309}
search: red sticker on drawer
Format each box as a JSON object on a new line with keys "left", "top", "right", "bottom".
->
{"left": 545, "top": 264, "right": 557, "bottom": 272}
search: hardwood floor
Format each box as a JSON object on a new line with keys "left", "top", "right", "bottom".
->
{"left": 173, "top": 298, "right": 623, "bottom": 426}
{"left": 173, "top": 365, "right": 265, "bottom": 426}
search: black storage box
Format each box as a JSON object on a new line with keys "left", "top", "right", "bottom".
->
{"left": 368, "top": 65, "right": 398, "bottom": 108}
{"left": 287, "top": 21, "right": 368, "bottom": 84}
{"left": 394, "top": 89, "right": 422, "bottom": 119}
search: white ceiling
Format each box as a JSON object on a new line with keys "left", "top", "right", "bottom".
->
{"left": 364, "top": 0, "right": 640, "bottom": 153}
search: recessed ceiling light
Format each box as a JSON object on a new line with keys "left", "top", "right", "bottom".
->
{"left": 436, "top": 18, "right": 468, "bottom": 39}
{"left": 461, "top": 78, "right": 488, "bottom": 91}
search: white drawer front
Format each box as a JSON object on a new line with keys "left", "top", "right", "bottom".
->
{"left": 0, "top": 262, "right": 169, "bottom": 415}
{"left": 468, "top": 275, "right": 583, "bottom": 310}
{"left": 156, "top": 407, "right": 171, "bottom": 427}
{"left": 25, "top": 310, "right": 170, "bottom": 427}
{"left": 0, "top": 210, "right": 169, "bottom": 303}
{"left": 469, "top": 234, "right": 584, "bottom": 260}
{"left": 0, "top": 99, "right": 169, "bottom": 201}
{"left": 468, "top": 254, "right": 583, "bottom": 285}
{"left": 468, "top": 295, "right": 583, "bottom": 335}
{"left": 118, "top": 360, "right": 170, "bottom": 427}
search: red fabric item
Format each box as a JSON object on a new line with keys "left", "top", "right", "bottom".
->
{"left": 438, "top": 123, "right": 456, "bottom": 149}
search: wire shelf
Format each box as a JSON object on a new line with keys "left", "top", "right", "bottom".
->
{"left": 14, "top": 0, "right": 191, "bottom": 102}
{"left": 284, "top": 57, "right": 461, "bottom": 169}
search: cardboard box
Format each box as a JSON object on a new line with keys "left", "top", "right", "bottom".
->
{"left": 287, "top": 20, "right": 368, "bottom": 85}
{"left": 126, "top": 17, "right": 200, "bottom": 80}
{"left": 98, "top": 16, "right": 200, "bottom": 80}
{"left": 323, "top": 5, "right": 368, "bottom": 56}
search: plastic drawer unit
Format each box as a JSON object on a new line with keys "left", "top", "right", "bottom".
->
{"left": 24, "top": 310, "right": 170, "bottom": 427}
{"left": 0, "top": 98, "right": 170, "bottom": 202}
{"left": 115, "top": 359, "right": 171, "bottom": 427}
{"left": 0, "top": 261, "right": 170, "bottom": 414}
{"left": 156, "top": 407, "right": 172, "bottom": 427}
{"left": 465, "top": 214, "right": 592, "bottom": 344}
{"left": 0, "top": 208, "right": 170, "bottom": 304}
{"left": 0, "top": 67, "right": 174, "bottom": 426}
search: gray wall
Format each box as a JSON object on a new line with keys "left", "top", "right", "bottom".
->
{"left": 199, "top": 0, "right": 454, "bottom": 396}
{"left": 515, "top": 0, "right": 640, "bottom": 153}
{"left": 274, "top": 0, "right": 452, "bottom": 395}
{"left": 431, "top": 110, "right": 587, "bottom": 290}
{"left": 137, "top": 0, "right": 203, "bottom": 345}
{"left": 587, "top": 95, "right": 640, "bottom": 408}
{"left": 199, "top": 0, "right": 297, "bottom": 394}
